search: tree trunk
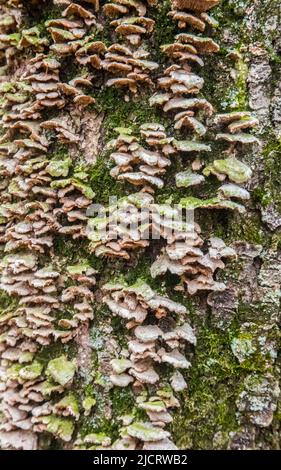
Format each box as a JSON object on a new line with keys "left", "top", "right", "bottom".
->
{"left": 0, "top": 0, "right": 280, "bottom": 451}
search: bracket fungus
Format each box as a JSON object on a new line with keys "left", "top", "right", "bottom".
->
{"left": 150, "top": 0, "right": 219, "bottom": 138}
{"left": 46, "top": 2, "right": 100, "bottom": 57}
{"left": 0, "top": 0, "right": 23, "bottom": 69}
{"left": 0, "top": 0, "right": 265, "bottom": 452}
{"left": 176, "top": 169, "right": 205, "bottom": 188}
{"left": 103, "top": 279, "right": 194, "bottom": 391}
{"left": 109, "top": 124, "right": 175, "bottom": 190}
{"left": 203, "top": 156, "right": 253, "bottom": 184}
{"left": 172, "top": 1, "right": 220, "bottom": 11}
{"left": 169, "top": 11, "right": 218, "bottom": 31}
{"left": 58, "top": 76, "right": 96, "bottom": 108}
{"left": 0, "top": 37, "right": 97, "bottom": 448}
{"left": 214, "top": 111, "right": 260, "bottom": 154}
{"left": 101, "top": 279, "right": 194, "bottom": 448}
{"left": 86, "top": 191, "right": 153, "bottom": 259}
{"left": 151, "top": 221, "right": 236, "bottom": 295}
{"left": 103, "top": 43, "right": 158, "bottom": 96}
{"left": 201, "top": 112, "right": 256, "bottom": 213}
{"left": 0, "top": 353, "right": 77, "bottom": 449}
{"left": 103, "top": 1, "right": 156, "bottom": 46}
{"left": 113, "top": 390, "right": 180, "bottom": 449}
{"left": 22, "top": 54, "right": 65, "bottom": 114}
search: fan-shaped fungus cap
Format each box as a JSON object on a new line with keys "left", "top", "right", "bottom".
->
{"left": 126, "top": 421, "right": 170, "bottom": 442}
{"left": 172, "top": 0, "right": 219, "bottom": 11}
{"left": 214, "top": 111, "right": 257, "bottom": 125}
{"left": 164, "top": 97, "right": 213, "bottom": 115}
{"left": 170, "top": 371, "right": 187, "bottom": 392}
{"left": 169, "top": 11, "right": 206, "bottom": 31}
{"left": 176, "top": 170, "right": 205, "bottom": 188}
{"left": 176, "top": 33, "right": 220, "bottom": 54}
{"left": 203, "top": 157, "right": 253, "bottom": 184}
{"left": 62, "top": 3, "right": 97, "bottom": 19}
{"left": 216, "top": 133, "right": 260, "bottom": 145}
{"left": 104, "top": 1, "right": 147, "bottom": 17}
{"left": 218, "top": 184, "right": 250, "bottom": 201}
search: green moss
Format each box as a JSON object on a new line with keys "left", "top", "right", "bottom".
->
{"left": 216, "top": 55, "right": 248, "bottom": 110}
{"left": 226, "top": 212, "right": 267, "bottom": 245}
{"left": 252, "top": 186, "right": 273, "bottom": 208}
{"left": 89, "top": 154, "right": 124, "bottom": 204}
{"left": 0, "top": 290, "right": 18, "bottom": 311}
{"left": 172, "top": 317, "right": 275, "bottom": 449}
{"left": 254, "top": 139, "right": 281, "bottom": 212}
{"left": 152, "top": 0, "right": 176, "bottom": 55}
{"left": 49, "top": 144, "right": 69, "bottom": 161}
{"left": 235, "top": 58, "right": 248, "bottom": 109}
{"left": 213, "top": 0, "right": 251, "bottom": 36}
{"left": 95, "top": 88, "right": 168, "bottom": 141}
{"left": 78, "top": 402, "right": 119, "bottom": 441}
{"left": 110, "top": 388, "right": 135, "bottom": 417}
{"left": 172, "top": 328, "right": 239, "bottom": 449}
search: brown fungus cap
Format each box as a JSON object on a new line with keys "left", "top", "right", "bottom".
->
{"left": 169, "top": 11, "right": 206, "bottom": 31}
{"left": 172, "top": 0, "right": 220, "bottom": 12}
{"left": 104, "top": 1, "right": 147, "bottom": 17}
{"left": 176, "top": 33, "right": 220, "bottom": 54}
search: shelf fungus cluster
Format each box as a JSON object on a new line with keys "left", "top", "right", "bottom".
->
{"left": 103, "top": 1, "right": 159, "bottom": 96}
{"left": 0, "top": 11, "right": 96, "bottom": 445}
{"left": 86, "top": 191, "right": 153, "bottom": 259}
{"left": 0, "top": 0, "right": 23, "bottom": 72}
{"left": 151, "top": 221, "right": 236, "bottom": 294}
{"left": 108, "top": 124, "right": 175, "bottom": 190}
{"left": 18, "top": 54, "right": 65, "bottom": 115}
{"left": 74, "top": 389, "right": 181, "bottom": 450}
{"left": 103, "top": 1, "right": 157, "bottom": 46}
{"left": 103, "top": 43, "right": 158, "bottom": 97}
{"left": 0, "top": 0, "right": 262, "bottom": 452}
{"left": 170, "top": 1, "right": 219, "bottom": 28}
{"left": 214, "top": 111, "right": 260, "bottom": 153}
{"left": 203, "top": 111, "right": 259, "bottom": 212}
{"left": 102, "top": 279, "right": 195, "bottom": 449}
{"left": 150, "top": 0, "right": 219, "bottom": 138}
{"left": 0, "top": 254, "right": 96, "bottom": 351}
{"left": 0, "top": 354, "right": 77, "bottom": 449}
{"left": 46, "top": 2, "right": 100, "bottom": 57}
{"left": 0, "top": 2, "right": 49, "bottom": 71}
{"left": 114, "top": 390, "right": 181, "bottom": 450}
{"left": 45, "top": 2, "right": 159, "bottom": 99}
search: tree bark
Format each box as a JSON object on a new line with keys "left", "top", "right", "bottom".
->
{"left": 0, "top": 0, "right": 280, "bottom": 451}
